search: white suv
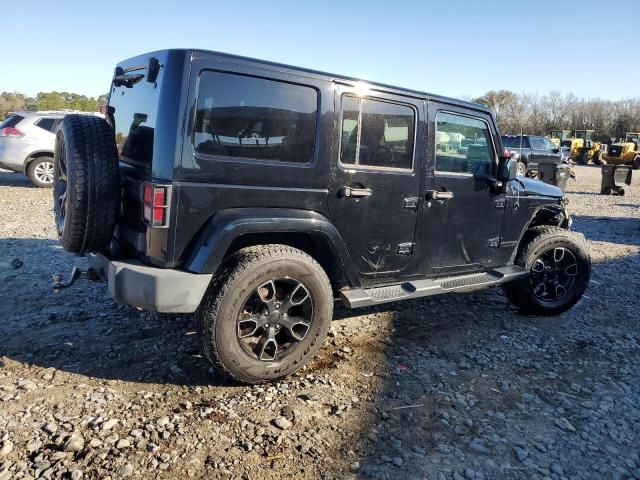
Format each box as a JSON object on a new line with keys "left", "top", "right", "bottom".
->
{"left": 0, "top": 111, "right": 101, "bottom": 187}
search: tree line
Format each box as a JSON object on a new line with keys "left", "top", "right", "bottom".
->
{"left": 4, "top": 89, "right": 640, "bottom": 143}
{"left": 473, "top": 90, "right": 640, "bottom": 142}
{"left": 0, "top": 91, "right": 107, "bottom": 120}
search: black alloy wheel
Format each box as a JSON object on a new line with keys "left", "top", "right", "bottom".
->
{"left": 53, "top": 136, "right": 68, "bottom": 237}
{"left": 237, "top": 278, "right": 313, "bottom": 362}
{"left": 529, "top": 246, "right": 579, "bottom": 303}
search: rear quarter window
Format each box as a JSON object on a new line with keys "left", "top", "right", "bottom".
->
{"left": 192, "top": 71, "right": 318, "bottom": 164}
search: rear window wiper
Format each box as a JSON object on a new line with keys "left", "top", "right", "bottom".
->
{"left": 113, "top": 66, "right": 145, "bottom": 88}
{"left": 112, "top": 57, "right": 160, "bottom": 88}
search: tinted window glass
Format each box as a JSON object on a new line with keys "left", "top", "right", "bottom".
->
{"left": 340, "top": 96, "right": 359, "bottom": 164}
{"left": 0, "top": 114, "right": 24, "bottom": 129}
{"left": 501, "top": 136, "right": 530, "bottom": 148}
{"left": 109, "top": 58, "right": 162, "bottom": 167}
{"left": 530, "top": 137, "right": 545, "bottom": 149}
{"left": 543, "top": 138, "right": 557, "bottom": 150}
{"left": 194, "top": 72, "right": 318, "bottom": 163}
{"left": 340, "top": 96, "right": 414, "bottom": 169}
{"left": 436, "top": 112, "right": 494, "bottom": 175}
{"left": 36, "top": 118, "right": 56, "bottom": 132}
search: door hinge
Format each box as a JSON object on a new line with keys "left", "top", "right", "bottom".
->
{"left": 494, "top": 198, "right": 506, "bottom": 209}
{"left": 488, "top": 237, "right": 501, "bottom": 248}
{"left": 397, "top": 242, "right": 414, "bottom": 256}
{"left": 403, "top": 196, "right": 419, "bottom": 210}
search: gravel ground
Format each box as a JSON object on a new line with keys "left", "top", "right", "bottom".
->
{"left": 0, "top": 166, "right": 639, "bottom": 480}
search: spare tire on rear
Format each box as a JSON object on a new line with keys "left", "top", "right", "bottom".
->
{"left": 53, "top": 115, "right": 120, "bottom": 253}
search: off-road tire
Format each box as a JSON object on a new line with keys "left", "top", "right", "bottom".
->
{"left": 53, "top": 115, "right": 120, "bottom": 253}
{"left": 27, "top": 156, "right": 55, "bottom": 188}
{"left": 502, "top": 226, "right": 591, "bottom": 316}
{"left": 593, "top": 151, "right": 603, "bottom": 165}
{"left": 195, "top": 245, "right": 333, "bottom": 384}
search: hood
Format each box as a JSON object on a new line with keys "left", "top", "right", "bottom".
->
{"left": 512, "top": 177, "right": 564, "bottom": 198}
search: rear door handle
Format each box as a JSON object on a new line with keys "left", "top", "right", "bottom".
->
{"left": 340, "top": 186, "right": 372, "bottom": 198}
{"left": 427, "top": 190, "right": 454, "bottom": 200}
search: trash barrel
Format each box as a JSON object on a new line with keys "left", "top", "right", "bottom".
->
{"left": 600, "top": 165, "right": 632, "bottom": 195}
{"left": 537, "top": 163, "right": 571, "bottom": 192}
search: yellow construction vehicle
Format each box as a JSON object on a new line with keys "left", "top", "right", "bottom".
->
{"left": 550, "top": 129, "right": 571, "bottom": 147}
{"left": 560, "top": 130, "right": 603, "bottom": 164}
{"left": 600, "top": 132, "right": 640, "bottom": 169}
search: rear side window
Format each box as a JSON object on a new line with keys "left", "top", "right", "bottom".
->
{"left": 0, "top": 114, "right": 24, "bottom": 129}
{"left": 36, "top": 118, "right": 56, "bottom": 132}
{"left": 435, "top": 112, "right": 494, "bottom": 175}
{"left": 340, "top": 95, "right": 415, "bottom": 170}
{"left": 501, "top": 136, "right": 530, "bottom": 149}
{"left": 530, "top": 137, "right": 546, "bottom": 149}
{"left": 193, "top": 72, "right": 318, "bottom": 163}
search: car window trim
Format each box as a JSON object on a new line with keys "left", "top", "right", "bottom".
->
{"left": 434, "top": 109, "right": 498, "bottom": 177}
{"left": 337, "top": 93, "right": 417, "bottom": 174}
{"left": 190, "top": 69, "right": 321, "bottom": 167}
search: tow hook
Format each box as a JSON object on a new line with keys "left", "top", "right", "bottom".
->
{"left": 52, "top": 267, "right": 101, "bottom": 292}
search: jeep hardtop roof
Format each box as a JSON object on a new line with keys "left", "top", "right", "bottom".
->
{"left": 116, "top": 48, "right": 490, "bottom": 114}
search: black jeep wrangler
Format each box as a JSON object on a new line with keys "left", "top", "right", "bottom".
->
{"left": 52, "top": 49, "right": 590, "bottom": 384}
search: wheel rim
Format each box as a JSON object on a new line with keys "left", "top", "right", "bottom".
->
{"left": 236, "top": 278, "right": 313, "bottom": 362}
{"left": 34, "top": 161, "right": 54, "bottom": 184}
{"left": 516, "top": 162, "right": 526, "bottom": 176}
{"left": 53, "top": 140, "right": 68, "bottom": 236}
{"left": 529, "top": 247, "right": 579, "bottom": 303}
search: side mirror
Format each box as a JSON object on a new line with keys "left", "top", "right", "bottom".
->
{"left": 498, "top": 156, "right": 517, "bottom": 182}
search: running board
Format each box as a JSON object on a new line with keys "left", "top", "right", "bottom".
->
{"left": 340, "top": 266, "right": 528, "bottom": 308}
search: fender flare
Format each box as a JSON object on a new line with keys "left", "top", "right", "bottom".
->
{"left": 23, "top": 150, "right": 55, "bottom": 173}
{"left": 184, "top": 208, "right": 360, "bottom": 287}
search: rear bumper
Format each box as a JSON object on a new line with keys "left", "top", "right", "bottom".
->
{"left": 88, "top": 253, "right": 212, "bottom": 313}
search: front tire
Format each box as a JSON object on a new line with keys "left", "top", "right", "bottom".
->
{"left": 27, "top": 157, "right": 55, "bottom": 188}
{"left": 502, "top": 227, "right": 591, "bottom": 315}
{"left": 195, "top": 245, "right": 333, "bottom": 384}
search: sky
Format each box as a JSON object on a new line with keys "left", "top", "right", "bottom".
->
{"left": 2, "top": 0, "right": 639, "bottom": 101}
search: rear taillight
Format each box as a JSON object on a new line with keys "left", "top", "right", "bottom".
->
{"left": 142, "top": 182, "right": 170, "bottom": 228}
{"left": 0, "top": 127, "right": 24, "bottom": 138}
{"left": 99, "top": 104, "right": 115, "bottom": 115}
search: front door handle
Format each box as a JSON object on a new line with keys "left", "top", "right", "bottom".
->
{"left": 340, "top": 186, "right": 372, "bottom": 198}
{"left": 427, "top": 190, "right": 454, "bottom": 200}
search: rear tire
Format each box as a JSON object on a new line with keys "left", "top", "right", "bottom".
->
{"left": 593, "top": 152, "right": 603, "bottom": 165}
{"left": 27, "top": 157, "right": 55, "bottom": 188}
{"left": 195, "top": 245, "right": 333, "bottom": 384}
{"left": 502, "top": 226, "right": 591, "bottom": 316}
{"left": 53, "top": 115, "right": 120, "bottom": 253}
{"left": 632, "top": 156, "right": 640, "bottom": 170}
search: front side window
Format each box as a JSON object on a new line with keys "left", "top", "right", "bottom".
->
{"left": 435, "top": 112, "right": 494, "bottom": 175}
{"left": 193, "top": 72, "right": 318, "bottom": 163}
{"left": 340, "top": 95, "right": 415, "bottom": 170}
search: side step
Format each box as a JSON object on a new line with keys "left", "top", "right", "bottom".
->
{"left": 340, "top": 266, "right": 528, "bottom": 308}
